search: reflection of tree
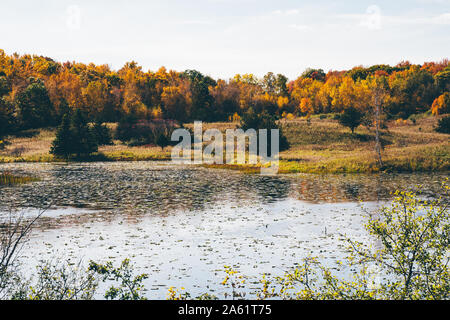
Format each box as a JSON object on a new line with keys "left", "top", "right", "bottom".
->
{"left": 0, "top": 164, "right": 447, "bottom": 230}
{"left": 342, "top": 182, "right": 361, "bottom": 200}
{"left": 288, "top": 174, "right": 447, "bottom": 203}
{"left": 242, "top": 176, "right": 291, "bottom": 203}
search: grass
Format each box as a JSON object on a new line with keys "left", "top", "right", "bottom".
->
{"left": 0, "top": 172, "right": 39, "bottom": 186}
{"left": 0, "top": 115, "right": 448, "bottom": 174}
{"left": 204, "top": 115, "right": 449, "bottom": 174}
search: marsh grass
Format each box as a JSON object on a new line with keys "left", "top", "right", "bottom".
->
{"left": 0, "top": 172, "right": 39, "bottom": 185}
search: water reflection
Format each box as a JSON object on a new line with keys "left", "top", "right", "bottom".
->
{"left": 0, "top": 162, "right": 447, "bottom": 219}
{"left": 0, "top": 162, "right": 446, "bottom": 299}
{"left": 286, "top": 173, "right": 447, "bottom": 203}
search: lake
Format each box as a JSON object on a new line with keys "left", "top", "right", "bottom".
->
{"left": 0, "top": 162, "right": 447, "bottom": 299}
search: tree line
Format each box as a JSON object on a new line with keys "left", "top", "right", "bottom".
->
{"left": 0, "top": 49, "right": 449, "bottom": 140}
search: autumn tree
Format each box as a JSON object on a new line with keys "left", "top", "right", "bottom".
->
{"left": 209, "top": 79, "right": 240, "bottom": 121}
{"left": 431, "top": 92, "right": 450, "bottom": 116}
{"left": 299, "top": 97, "right": 313, "bottom": 116}
{"left": 0, "top": 49, "right": 448, "bottom": 131}
{"left": 161, "top": 85, "right": 189, "bottom": 122}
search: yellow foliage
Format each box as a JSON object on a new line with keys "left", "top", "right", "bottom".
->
{"left": 300, "top": 97, "right": 313, "bottom": 115}
{"left": 277, "top": 96, "right": 289, "bottom": 109}
{"left": 431, "top": 93, "right": 450, "bottom": 115}
{"left": 286, "top": 113, "right": 295, "bottom": 120}
{"left": 151, "top": 107, "right": 163, "bottom": 119}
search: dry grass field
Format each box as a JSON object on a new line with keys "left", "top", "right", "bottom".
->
{"left": 0, "top": 115, "right": 448, "bottom": 173}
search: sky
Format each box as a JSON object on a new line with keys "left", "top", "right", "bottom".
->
{"left": 0, "top": 0, "right": 449, "bottom": 79}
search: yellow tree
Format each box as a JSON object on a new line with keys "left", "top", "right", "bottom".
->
{"left": 299, "top": 97, "right": 313, "bottom": 115}
{"left": 46, "top": 69, "right": 84, "bottom": 114}
{"left": 431, "top": 93, "right": 450, "bottom": 115}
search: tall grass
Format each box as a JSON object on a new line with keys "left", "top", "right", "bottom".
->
{"left": 0, "top": 173, "right": 39, "bottom": 185}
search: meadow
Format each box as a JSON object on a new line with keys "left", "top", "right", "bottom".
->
{"left": 0, "top": 114, "right": 448, "bottom": 174}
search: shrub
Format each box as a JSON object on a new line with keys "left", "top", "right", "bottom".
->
{"left": 116, "top": 118, "right": 177, "bottom": 147}
{"left": 257, "top": 182, "right": 450, "bottom": 300}
{"left": 339, "top": 107, "right": 364, "bottom": 133}
{"left": 435, "top": 116, "right": 450, "bottom": 134}
{"left": 92, "top": 121, "right": 113, "bottom": 146}
{"left": 50, "top": 110, "right": 98, "bottom": 159}
{"left": 155, "top": 133, "right": 170, "bottom": 150}
{"left": 240, "top": 108, "right": 290, "bottom": 153}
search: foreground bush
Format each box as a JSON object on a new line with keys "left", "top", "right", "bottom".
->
{"left": 175, "top": 180, "right": 449, "bottom": 300}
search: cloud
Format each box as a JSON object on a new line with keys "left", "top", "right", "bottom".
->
{"left": 177, "top": 20, "right": 213, "bottom": 25}
{"left": 429, "top": 13, "right": 450, "bottom": 24}
{"left": 338, "top": 9, "right": 450, "bottom": 29}
{"left": 271, "top": 9, "right": 300, "bottom": 16}
{"left": 289, "top": 24, "right": 311, "bottom": 31}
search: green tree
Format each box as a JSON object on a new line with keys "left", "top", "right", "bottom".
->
{"left": 261, "top": 72, "right": 276, "bottom": 94}
{"left": 435, "top": 116, "right": 450, "bottom": 134}
{"left": 275, "top": 74, "right": 288, "bottom": 96}
{"left": 0, "top": 75, "right": 11, "bottom": 97}
{"left": 0, "top": 98, "right": 16, "bottom": 138}
{"left": 240, "top": 108, "right": 290, "bottom": 153}
{"left": 70, "top": 109, "right": 98, "bottom": 157}
{"left": 435, "top": 66, "right": 450, "bottom": 92}
{"left": 92, "top": 121, "right": 113, "bottom": 146}
{"left": 16, "top": 78, "right": 55, "bottom": 129}
{"left": 50, "top": 114, "right": 73, "bottom": 158}
{"left": 155, "top": 132, "right": 170, "bottom": 151}
{"left": 184, "top": 70, "right": 216, "bottom": 121}
{"left": 339, "top": 107, "right": 364, "bottom": 134}
{"left": 50, "top": 110, "right": 98, "bottom": 158}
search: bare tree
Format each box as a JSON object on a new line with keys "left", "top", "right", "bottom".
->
{"left": 0, "top": 207, "right": 47, "bottom": 298}
{"left": 370, "top": 77, "right": 388, "bottom": 168}
{"left": 373, "top": 91, "right": 383, "bottom": 167}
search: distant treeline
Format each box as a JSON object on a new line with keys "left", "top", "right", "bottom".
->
{"left": 0, "top": 49, "right": 449, "bottom": 138}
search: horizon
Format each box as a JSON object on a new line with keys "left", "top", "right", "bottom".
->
{"left": 1, "top": 48, "right": 448, "bottom": 81}
{"left": 1, "top": 0, "right": 449, "bottom": 79}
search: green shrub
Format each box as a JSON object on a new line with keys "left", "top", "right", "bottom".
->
{"left": 339, "top": 107, "right": 364, "bottom": 133}
{"left": 50, "top": 110, "right": 98, "bottom": 159}
{"left": 435, "top": 116, "right": 450, "bottom": 134}
{"left": 240, "top": 108, "right": 290, "bottom": 153}
{"left": 92, "top": 121, "right": 113, "bottom": 146}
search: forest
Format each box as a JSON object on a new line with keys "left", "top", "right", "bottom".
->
{"left": 0, "top": 48, "right": 449, "bottom": 138}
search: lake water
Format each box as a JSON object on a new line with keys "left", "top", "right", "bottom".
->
{"left": 0, "top": 162, "right": 447, "bottom": 299}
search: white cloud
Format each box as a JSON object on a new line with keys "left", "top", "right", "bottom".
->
{"left": 289, "top": 24, "right": 311, "bottom": 31}
{"left": 271, "top": 9, "right": 300, "bottom": 16}
{"left": 429, "top": 13, "right": 450, "bottom": 24}
{"left": 177, "top": 20, "right": 213, "bottom": 25}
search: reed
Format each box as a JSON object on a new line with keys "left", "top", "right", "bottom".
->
{"left": 0, "top": 172, "right": 39, "bottom": 185}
